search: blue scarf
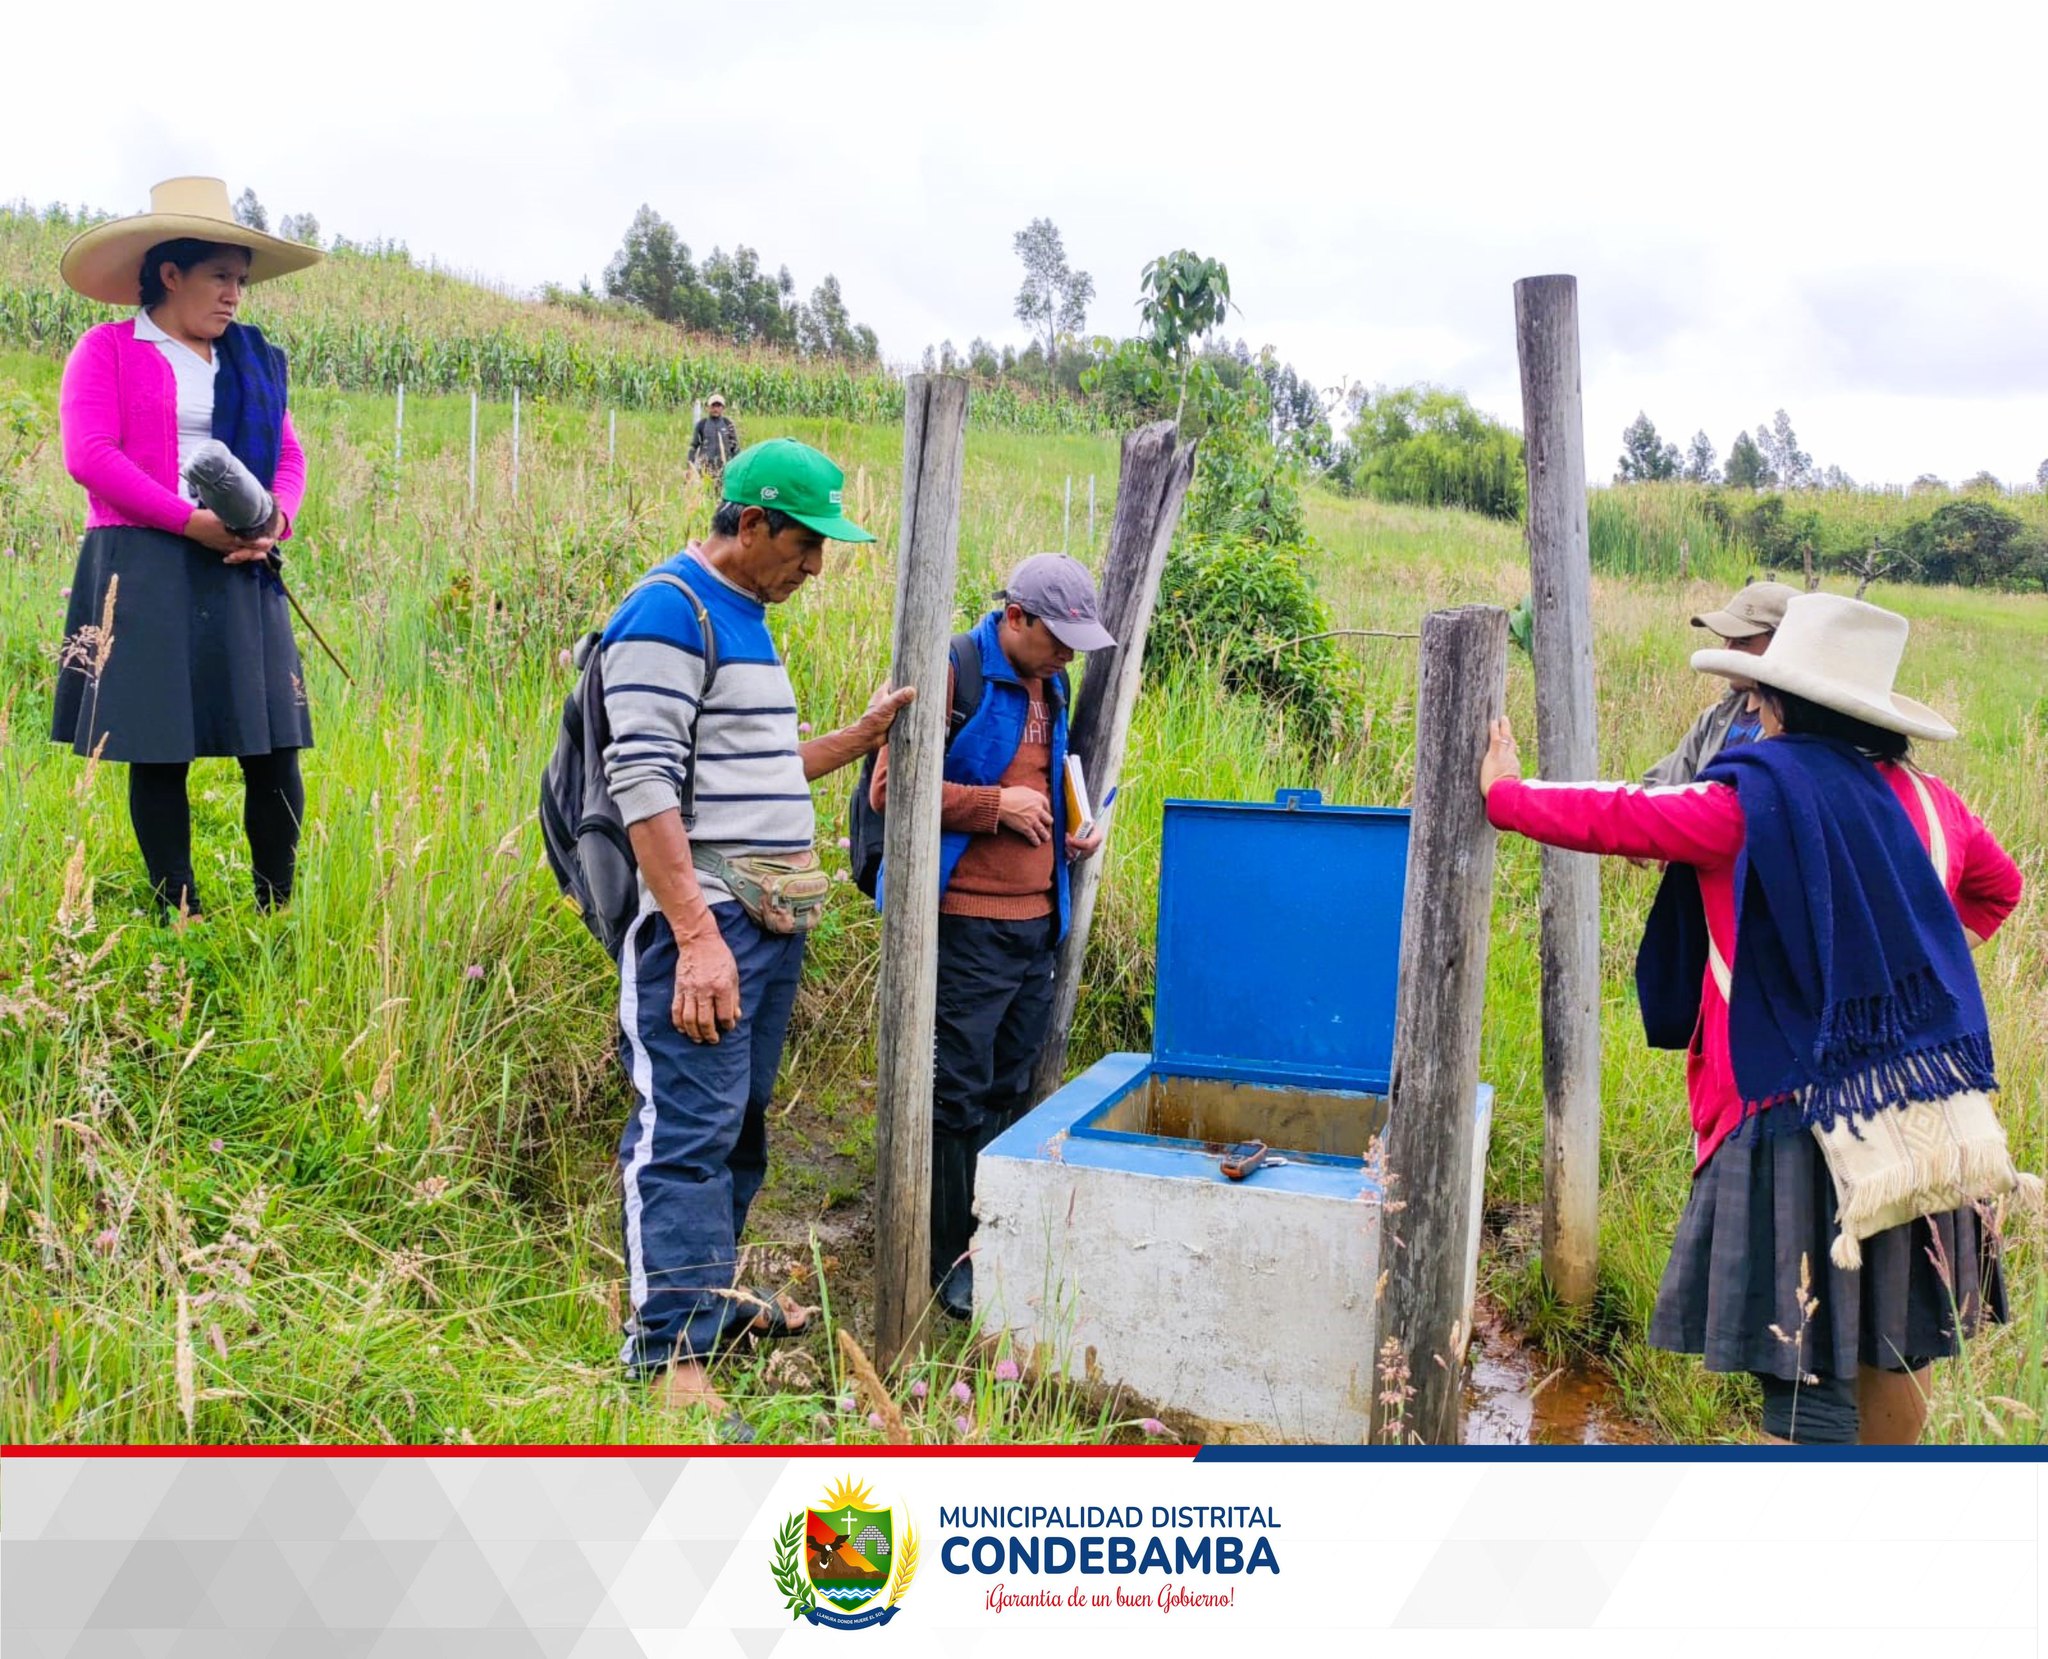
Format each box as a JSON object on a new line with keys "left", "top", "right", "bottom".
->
{"left": 1698, "top": 736, "right": 1997, "bottom": 1137}
{"left": 211, "top": 321, "right": 288, "bottom": 489}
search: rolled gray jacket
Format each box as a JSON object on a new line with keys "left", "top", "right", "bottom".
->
{"left": 182, "top": 439, "right": 275, "bottom": 536}
{"left": 1641, "top": 688, "right": 1754, "bottom": 788}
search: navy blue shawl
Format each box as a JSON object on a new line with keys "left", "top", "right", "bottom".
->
{"left": 211, "top": 321, "right": 288, "bottom": 489}
{"left": 1698, "top": 737, "right": 1996, "bottom": 1136}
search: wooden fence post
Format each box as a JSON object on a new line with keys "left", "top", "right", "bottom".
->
{"left": 1514, "top": 274, "right": 1602, "bottom": 1308}
{"left": 873, "top": 373, "right": 972, "bottom": 1369}
{"left": 1377, "top": 603, "right": 1508, "bottom": 1444}
{"left": 1030, "top": 421, "right": 1197, "bottom": 1104}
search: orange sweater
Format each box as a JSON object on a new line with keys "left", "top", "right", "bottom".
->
{"left": 868, "top": 668, "right": 1055, "bottom": 920}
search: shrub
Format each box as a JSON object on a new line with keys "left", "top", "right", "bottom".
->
{"left": 1900, "top": 498, "right": 2046, "bottom": 589}
{"left": 1149, "top": 533, "right": 1355, "bottom": 741}
{"left": 1338, "top": 385, "right": 1526, "bottom": 519}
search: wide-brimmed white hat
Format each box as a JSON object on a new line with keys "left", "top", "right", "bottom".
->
{"left": 1692, "top": 592, "right": 1955, "bottom": 742}
{"left": 60, "top": 177, "right": 323, "bottom": 306}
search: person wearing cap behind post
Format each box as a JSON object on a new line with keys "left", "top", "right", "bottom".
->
{"left": 1480, "top": 593, "right": 2028, "bottom": 1445}
{"left": 688, "top": 394, "right": 740, "bottom": 479}
{"left": 601, "top": 438, "right": 913, "bottom": 1427}
{"left": 1642, "top": 581, "right": 1802, "bottom": 786}
{"left": 51, "top": 177, "right": 322, "bottom": 919}
{"left": 868, "top": 553, "right": 1112, "bottom": 1319}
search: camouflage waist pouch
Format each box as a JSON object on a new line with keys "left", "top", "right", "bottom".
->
{"left": 692, "top": 845, "right": 829, "bottom": 936}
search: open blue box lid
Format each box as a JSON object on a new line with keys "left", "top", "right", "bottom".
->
{"left": 1153, "top": 790, "right": 1410, "bottom": 1092}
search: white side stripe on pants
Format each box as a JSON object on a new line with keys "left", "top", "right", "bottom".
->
{"left": 617, "top": 901, "right": 662, "bottom": 1366}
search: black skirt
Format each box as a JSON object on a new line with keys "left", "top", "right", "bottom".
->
{"left": 1650, "top": 1121, "right": 2006, "bottom": 1379}
{"left": 50, "top": 525, "right": 314, "bottom": 764}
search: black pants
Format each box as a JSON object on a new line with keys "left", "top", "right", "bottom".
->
{"left": 128, "top": 751, "right": 304, "bottom": 914}
{"left": 930, "top": 912, "right": 1058, "bottom": 1283}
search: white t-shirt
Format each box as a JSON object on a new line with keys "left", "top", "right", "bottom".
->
{"left": 134, "top": 308, "right": 218, "bottom": 503}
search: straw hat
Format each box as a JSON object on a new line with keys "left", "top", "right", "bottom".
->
{"left": 60, "top": 177, "right": 323, "bottom": 306}
{"left": 1692, "top": 592, "right": 1955, "bottom": 742}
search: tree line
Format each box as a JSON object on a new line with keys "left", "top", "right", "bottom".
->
{"left": 1617, "top": 406, "right": 2047, "bottom": 497}
{"left": 572, "top": 204, "right": 879, "bottom": 363}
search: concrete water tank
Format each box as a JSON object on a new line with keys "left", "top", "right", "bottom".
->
{"left": 975, "top": 791, "right": 1493, "bottom": 1444}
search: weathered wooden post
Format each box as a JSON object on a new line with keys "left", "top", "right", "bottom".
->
{"left": 1514, "top": 274, "right": 1602, "bottom": 1308}
{"left": 1030, "top": 421, "right": 1197, "bottom": 1103}
{"left": 873, "top": 373, "right": 972, "bottom": 1368}
{"left": 1377, "top": 603, "right": 1508, "bottom": 1444}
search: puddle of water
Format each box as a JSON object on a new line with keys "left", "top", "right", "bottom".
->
{"left": 1460, "top": 1308, "right": 1655, "bottom": 1446}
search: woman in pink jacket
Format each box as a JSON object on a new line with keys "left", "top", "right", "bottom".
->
{"left": 1482, "top": 594, "right": 2027, "bottom": 1444}
{"left": 52, "top": 178, "right": 323, "bottom": 917}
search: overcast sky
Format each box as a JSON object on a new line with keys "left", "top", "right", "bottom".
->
{"left": 9, "top": 0, "right": 2046, "bottom": 486}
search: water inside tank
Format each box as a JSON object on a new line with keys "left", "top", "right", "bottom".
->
{"left": 1085, "top": 1072, "right": 1387, "bottom": 1161}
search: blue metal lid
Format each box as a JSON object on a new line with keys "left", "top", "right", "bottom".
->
{"left": 1153, "top": 791, "right": 1411, "bottom": 1090}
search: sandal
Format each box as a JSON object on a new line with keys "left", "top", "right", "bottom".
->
{"left": 715, "top": 1289, "right": 814, "bottom": 1356}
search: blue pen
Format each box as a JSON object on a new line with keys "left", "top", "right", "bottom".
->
{"left": 1100, "top": 787, "right": 1118, "bottom": 811}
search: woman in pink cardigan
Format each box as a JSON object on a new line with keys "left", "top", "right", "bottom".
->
{"left": 52, "top": 179, "right": 322, "bottom": 917}
{"left": 1481, "top": 594, "right": 2027, "bottom": 1445}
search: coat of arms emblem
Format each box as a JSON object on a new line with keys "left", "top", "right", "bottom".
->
{"left": 772, "top": 1477, "right": 918, "bottom": 1628}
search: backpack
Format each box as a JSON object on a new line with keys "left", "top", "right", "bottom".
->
{"left": 845, "top": 632, "right": 1071, "bottom": 899}
{"left": 539, "top": 572, "right": 719, "bottom": 958}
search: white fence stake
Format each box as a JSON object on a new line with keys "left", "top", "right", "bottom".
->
{"left": 393, "top": 383, "right": 404, "bottom": 502}
{"left": 468, "top": 392, "right": 478, "bottom": 513}
{"left": 512, "top": 387, "right": 521, "bottom": 504}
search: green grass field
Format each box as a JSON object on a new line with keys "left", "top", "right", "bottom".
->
{"left": 2, "top": 355, "right": 2041, "bottom": 1445}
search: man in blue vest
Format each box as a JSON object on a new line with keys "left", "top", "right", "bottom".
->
{"left": 869, "top": 554, "right": 1113, "bottom": 1317}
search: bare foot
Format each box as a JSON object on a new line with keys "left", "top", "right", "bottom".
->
{"left": 751, "top": 1291, "right": 816, "bottom": 1337}
{"left": 656, "top": 1360, "right": 727, "bottom": 1417}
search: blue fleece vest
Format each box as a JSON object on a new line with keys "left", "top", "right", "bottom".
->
{"left": 873, "top": 609, "right": 1072, "bottom": 940}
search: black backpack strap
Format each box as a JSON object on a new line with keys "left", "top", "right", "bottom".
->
{"left": 946, "top": 630, "right": 982, "bottom": 744}
{"left": 630, "top": 571, "right": 719, "bottom": 823}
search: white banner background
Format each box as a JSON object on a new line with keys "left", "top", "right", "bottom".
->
{"left": 2, "top": 1454, "right": 2040, "bottom": 1656}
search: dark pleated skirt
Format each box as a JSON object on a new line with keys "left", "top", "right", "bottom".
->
{"left": 1650, "top": 1122, "right": 2007, "bottom": 1379}
{"left": 50, "top": 526, "right": 314, "bottom": 764}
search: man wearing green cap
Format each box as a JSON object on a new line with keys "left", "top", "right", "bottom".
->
{"left": 600, "top": 438, "right": 911, "bottom": 1422}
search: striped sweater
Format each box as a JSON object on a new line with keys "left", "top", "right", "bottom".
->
{"left": 600, "top": 547, "right": 812, "bottom": 905}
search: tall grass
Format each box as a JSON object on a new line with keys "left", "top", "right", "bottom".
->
{"left": 1587, "top": 480, "right": 2048, "bottom": 583}
{"left": 1, "top": 366, "right": 2041, "bottom": 1444}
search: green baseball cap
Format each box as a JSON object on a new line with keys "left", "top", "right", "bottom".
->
{"left": 720, "top": 438, "right": 874, "bottom": 543}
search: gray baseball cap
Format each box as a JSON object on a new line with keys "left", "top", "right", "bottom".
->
{"left": 1001, "top": 553, "right": 1117, "bottom": 651}
{"left": 1692, "top": 580, "right": 1800, "bottom": 639}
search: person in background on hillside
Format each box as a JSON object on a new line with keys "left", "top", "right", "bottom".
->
{"left": 688, "top": 394, "right": 739, "bottom": 479}
{"left": 1482, "top": 593, "right": 2028, "bottom": 1445}
{"left": 51, "top": 177, "right": 323, "bottom": 919}
{"left": 602, "top": 438, "right": 912, "bottom": 1428}
{"left": 1641, "top": 580, "right": 1800, "bottom": 786}
{"left": 868, "top": 554, "right": 1111, "bottom": 1319}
